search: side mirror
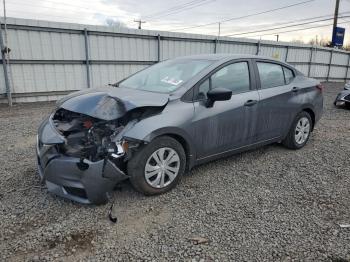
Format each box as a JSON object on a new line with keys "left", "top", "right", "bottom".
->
{"left": 206, "top": 87, "right": 232, "bottom": 107}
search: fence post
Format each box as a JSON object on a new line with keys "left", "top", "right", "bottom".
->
{"left": 214, "top": 38, "right": 218, "bottom": 54}
{"left": 84, "top": 28, "right": 91, "bottom": 88}
{"left": 345, "top": 53, "right": 350, "bottom": 81}
{"left": 256, "top": 40, "right": 260, "bottom": 55}
{"left": 326, "top": 49, "right": 333, "bottom": 82}
{"left": 285, "top": 46, "right": 289, "bottom": 62}
{"left": 307, "top": 46, "right": 314, "bottom": 77}
{"left": 157, "top": 34, "right": 161, "bottom": 62}
{"left": 0, "top": 26, "right": 12, "bottom": 106}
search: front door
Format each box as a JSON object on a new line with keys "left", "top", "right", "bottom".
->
{"left": 190, "top": 60, "right": 259, "bottom": 159}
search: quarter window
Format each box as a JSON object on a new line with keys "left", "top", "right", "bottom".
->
{"left": 211, "top": 62, "right": 250, "bottom": 93}
{"left": 257, "top": 62, "right": 285, "bottom": 89}
{"left": 283, "top": 67, "right": 294, "bottom": 84}
{"left": 197, "top": 79, "right": 210, "bottom": 100}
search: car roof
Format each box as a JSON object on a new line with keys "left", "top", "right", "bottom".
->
{"left": 175, "top": 53, "right": 279, "bottom": 62}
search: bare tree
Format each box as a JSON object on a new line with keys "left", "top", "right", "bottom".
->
{"left": 290, "top": 38, "right": 305, "bottom": 44}
{"left": 105, "top": 18, "right": 127, "bottom": 28}
{"left": 307, "top": 36, "right": 331, "bottom": 47}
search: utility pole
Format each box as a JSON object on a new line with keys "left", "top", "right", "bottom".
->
{"left": 134, "top": 19, "right": 146, "bottom": 29}
{"left": 218, "top": 22, "right": 221, "bottom": 39}
{"left": 332, "top": 0, "right": 340, "bottom": 47}
{"left": 276, "top": 34, "right": 279, "bottom": 42}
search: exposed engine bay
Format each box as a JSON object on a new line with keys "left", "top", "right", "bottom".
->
{"left": 53, "top": 108, "right": 126, "bottom": 161}
{"left": 51, "top": 105, "right": 165, "bottom": 171}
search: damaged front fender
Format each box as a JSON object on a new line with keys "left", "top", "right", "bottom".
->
{"left": 38, "top": 115, "right": 65, "bottom": 144}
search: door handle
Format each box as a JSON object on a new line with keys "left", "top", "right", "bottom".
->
{"left": 292, "top": 86, "right": 300, "bottom": 92}
{"left": 244, "top": 100, "right": 258, "bottom": 106}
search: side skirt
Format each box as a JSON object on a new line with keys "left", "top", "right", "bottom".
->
{"left": 193, "top": 136, "right": 281, "bottom": 167}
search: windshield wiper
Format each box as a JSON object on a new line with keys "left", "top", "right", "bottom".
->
{"left": 108, "top": 82, "right": 119, "bottom": 87}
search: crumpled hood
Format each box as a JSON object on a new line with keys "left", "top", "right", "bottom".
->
{"left": 56, "top": 87, "right": 169, "bottom": 120}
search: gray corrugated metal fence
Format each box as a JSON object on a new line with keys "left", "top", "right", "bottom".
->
{"left": 1, "top": 17, "right": 349, "bottom": 103}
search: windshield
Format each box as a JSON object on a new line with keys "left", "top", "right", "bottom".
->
{"left": 119, "top": 58, "right": 212, "bottom": 93}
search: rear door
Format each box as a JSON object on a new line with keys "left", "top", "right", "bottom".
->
{"left": 253, "top": 60, "right": 297, "bottom": 142}
{"left": 190, "top": 59, "right": 260, "bottom": 159}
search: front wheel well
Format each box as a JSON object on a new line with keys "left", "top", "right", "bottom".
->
{"left": 302, "top": 108, "right": 315, "bottom": 131}
{"left": 152, "top": 134, "right": 191, "bottom": 171}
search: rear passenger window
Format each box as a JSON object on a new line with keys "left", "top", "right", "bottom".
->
{"left": 283, "top": 67, "right": 294, "bottom": 84}
{"left": 257, "top": 62, "right": 285, "bottom": 89}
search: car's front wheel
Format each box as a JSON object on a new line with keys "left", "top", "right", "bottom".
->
{"left": 127, "top": 136, "right": 186, "bottom": 195}
{"left": 283, "top": 111, "right": 312, "bottom": 149}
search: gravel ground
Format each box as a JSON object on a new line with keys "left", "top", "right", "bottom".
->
{"left": 0, "top": 82, "right": 350, "bottom": 261}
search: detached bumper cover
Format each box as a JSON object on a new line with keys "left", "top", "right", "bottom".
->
{"left": 37, "top": 118, "right": 128, "bottom": 204}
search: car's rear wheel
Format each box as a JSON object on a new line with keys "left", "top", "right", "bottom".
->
{"left": 283, "top": 111, "right": 312, "bottom": 149}
{"left": 127, "top": 136, "right": 186, "bottom": 195}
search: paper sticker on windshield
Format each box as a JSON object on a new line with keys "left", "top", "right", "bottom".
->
{"left": 161, "top": 76, "right": 183, "bottom": 86}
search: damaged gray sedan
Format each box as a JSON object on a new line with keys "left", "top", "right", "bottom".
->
{"left": 37, "top": 54, "right": 323, "bottom": 204}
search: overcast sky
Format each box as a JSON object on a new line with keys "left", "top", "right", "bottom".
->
{"left": 5, "top": 0, "right": 350, "bottom": 43}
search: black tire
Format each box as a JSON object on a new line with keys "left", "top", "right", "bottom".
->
{"left": 282, "top": 111, "right": 312, "bottom": 150}
{"left": 127, "top": 136, "right": 186, "bottom": 195}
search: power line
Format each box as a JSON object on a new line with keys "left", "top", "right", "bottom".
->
{"left": 144, "top": 0, "right": 202, "bottom": 18}
{"left": 169, "top": 0, "right": 315, "bottom": 31}
{"left": 143, "top": 0, "right": 212, "bottom": 20}
{"left": 223, "top": 15, "right": 350, "bottom": 37}
{"left": 8, "top": 0, "right": 212, "bottom": 27}
{"left": 147, "top": 0, "right": 215, "bottom": 20}
{"left": 247, "top": 24, "right": 333, "bottom": 38}
{"left": 210, "top": 11, "right": 350, "bottom": 35}
{"left": 243, "top": 18, "right": 350, "bottom": 38}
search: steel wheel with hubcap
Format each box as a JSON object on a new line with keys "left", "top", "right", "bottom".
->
{"left": 145, "top": 147, "right": 180, "bottom": 189}
{"left": 295, "top": 117, "right": 310, "bottom": 145}
{"left": 283, "top": 111, "right": 313, "bottom": 149}
{"left": 128, "top": 136, "right": 186, "bottom": 195}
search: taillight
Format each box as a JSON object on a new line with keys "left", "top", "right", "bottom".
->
{"left": 316, "top": 84, "right": 324, "bottom": 92}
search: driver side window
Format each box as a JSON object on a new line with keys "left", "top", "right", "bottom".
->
{"left": 195, "top": 61, "right": 250, "bottom": 100}
{"left": 212, "top": 62, "right": 250, "bottom": 93}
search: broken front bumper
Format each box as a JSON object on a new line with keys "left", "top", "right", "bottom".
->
{"left": 36, "top": 117, "right": 128, "bottom": 204}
